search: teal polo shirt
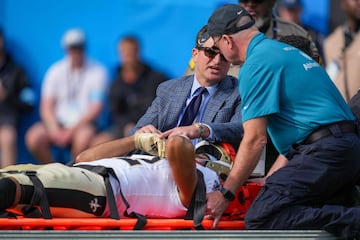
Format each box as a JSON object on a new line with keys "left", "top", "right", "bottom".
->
{"left": 239, "top": 33, "right": 354, "bottom": 156}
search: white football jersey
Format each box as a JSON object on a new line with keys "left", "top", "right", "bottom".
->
{"left": 76, "top": 154, "right": 220, "bottom": 218}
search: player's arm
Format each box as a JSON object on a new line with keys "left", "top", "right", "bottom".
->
{"left": 75, "top": 136, "right": 136, "bottom": 163}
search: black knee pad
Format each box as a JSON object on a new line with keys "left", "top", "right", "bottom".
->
{"left": 0, "top": 178, "right": 17, "bottom": 210}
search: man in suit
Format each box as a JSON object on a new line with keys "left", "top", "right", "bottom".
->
{"left": 128, "top": 25, "right": 242, "bottom": 148}
{"left": 75, "top": 25, "right": 242, "bottom": 163}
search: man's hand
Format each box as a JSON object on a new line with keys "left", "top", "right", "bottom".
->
{"left": 135, "top": 124, "right": 162, "bottom": 134}
{"left": 48, "top": 127, "right": 73, "bottom": 147}
{"left": 206, "top": 191, "right": 229, "bottom": 229}
{"left": 160, "top": 125, "right": 200, "bottom": 139}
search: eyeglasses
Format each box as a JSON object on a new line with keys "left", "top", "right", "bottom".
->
{"left": 240, "top": 0, "right": 266, "bottom": 4}
{"left": 197, "top": 47, "right": 227, "bottom": 62}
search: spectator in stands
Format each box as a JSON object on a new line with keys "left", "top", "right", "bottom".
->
{"left": 323, "top": 0, "right": 360, "bottom": 102}
{"left": 276, "top": 0, "right": 325, "bottom": 64}
{"left": 276, "top": 0, "right": 303, "bottom": 25}
{"left": 25, "top": 28, "right": 108, "bottom": 164}
{"left": 90, "top": 35, "right": 168, "bottom": 146}
{"left": 0, "top": 29, "right": 33, "bottom": 167}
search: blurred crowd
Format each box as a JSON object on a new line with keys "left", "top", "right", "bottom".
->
{"left": 0, "top": 0, "right": 359, "bottom": 166}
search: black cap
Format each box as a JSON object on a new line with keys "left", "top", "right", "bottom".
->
{"left": 207, "top": 4, "right": 255, "bottom": 36}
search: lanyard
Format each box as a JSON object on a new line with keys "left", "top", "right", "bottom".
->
{"left": 271, "top": 11, "right": 278, "bottom": 40}
{"left": 66, "top": 68, "right": 83, "bottom": 102}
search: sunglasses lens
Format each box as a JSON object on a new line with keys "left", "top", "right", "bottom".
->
{"left": 204, "top": 48, "right": 217, "bottom": 58}
{"left": 210, "top": 48, "right": 227, "bottom": 62}
{"left": 198, "top": 47, "right": 227, "bottom": 62}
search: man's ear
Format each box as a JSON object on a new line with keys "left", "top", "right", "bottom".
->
{"left": 222, "top": 35, "right": 233, "bottom": 49}
{"left": 192, "top": 48, "right": 199, "bottom": 62}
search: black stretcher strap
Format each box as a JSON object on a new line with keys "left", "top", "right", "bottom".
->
{"left": 23, "top": 171, "right": 52, "bottom": 219}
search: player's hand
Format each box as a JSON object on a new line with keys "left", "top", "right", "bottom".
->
{"left": 50, "top": 128, "right": 72, "bottom": 147}
{"left": 134, "top": 133, "right": 166, "bottom": 158}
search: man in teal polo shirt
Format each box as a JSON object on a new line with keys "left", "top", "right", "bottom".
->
{"left": 239, "top": 33, "right": 352, "bottom": 156}
{"left": 204, "top": 4, "right": 360, "bottom": 239}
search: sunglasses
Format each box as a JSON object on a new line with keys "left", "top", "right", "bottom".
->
{"left": 240, "top": 0, "right": 266, "bottom": 4}
{"left": 197, "top": 47, "right": 227, "bottom": 62}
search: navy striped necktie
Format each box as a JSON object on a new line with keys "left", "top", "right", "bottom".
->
{"left": 179, "top": 87, "right": 207, "bottom": 126}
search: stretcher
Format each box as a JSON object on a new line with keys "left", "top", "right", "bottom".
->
{"left": 0, "top": 183, "right": 262, "bottom": 231}
{"left": 0, "top": 218, "right": 245, "bottom": 231}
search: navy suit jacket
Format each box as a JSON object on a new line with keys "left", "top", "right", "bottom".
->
{"left": 128, "top": 75, "right": 243, "bottom": 148}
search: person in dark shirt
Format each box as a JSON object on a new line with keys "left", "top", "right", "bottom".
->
{"left": 0, "top": 29, "right": 33, "bottom": 167}
{"left": 91, "top": 35, "right": 168, "bottom": 146}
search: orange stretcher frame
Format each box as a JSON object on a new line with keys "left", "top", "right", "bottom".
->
{"left": 0, "top": 218, "right": 245, "bottom": 230}
{"left": 0, "top": 183, "right": 261, "bottom": 231}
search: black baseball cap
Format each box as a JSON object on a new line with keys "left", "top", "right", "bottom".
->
{"left": 207, "top": 4, "right": 255, "bottom": 36}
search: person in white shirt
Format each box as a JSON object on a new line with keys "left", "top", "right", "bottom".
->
{"left": 25, "top": 28, "right": 108, "bottom": 164}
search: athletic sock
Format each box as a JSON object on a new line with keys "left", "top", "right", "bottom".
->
{"left": 0, "top": 178, "right": 17, "bottom": 210}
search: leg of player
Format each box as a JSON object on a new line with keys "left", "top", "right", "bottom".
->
{"left": 166, "top": 135, "right": 198, "bottom": 207}
{"left": 0, "top": 177, "right": 21, "bottom": 211}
